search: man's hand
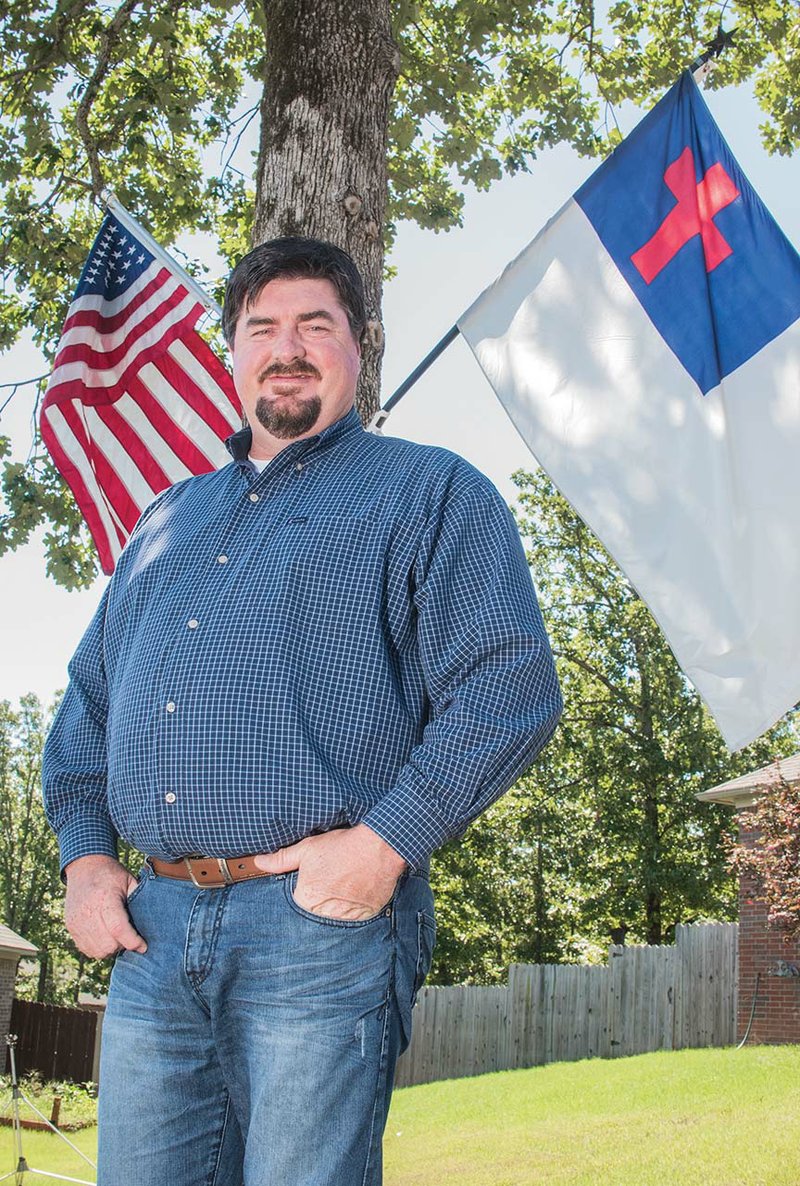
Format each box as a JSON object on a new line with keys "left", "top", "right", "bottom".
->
{"left": 64, "top": 854, "right": 148, "bottom": 958}
{"left": 254, "top": 824, "right": 407, "bottom": 921}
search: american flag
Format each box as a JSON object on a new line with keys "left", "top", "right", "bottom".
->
{"left": 40, "top": 211, "right": 242, "bottom": 574}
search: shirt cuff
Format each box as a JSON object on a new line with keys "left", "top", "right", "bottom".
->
{"left": 361, "top": 776, "right": 455, "bottom": 868}
{"left": 57, "top": 813, "right": 119, "bottom": 878}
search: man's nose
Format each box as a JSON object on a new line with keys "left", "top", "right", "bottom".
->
{"left": 271, "top": 325, "right": 306, "bottom": 360}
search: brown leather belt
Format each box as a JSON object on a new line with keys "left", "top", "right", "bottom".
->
{"left": 148, "top": 855, "right": 272, "bottom": 888}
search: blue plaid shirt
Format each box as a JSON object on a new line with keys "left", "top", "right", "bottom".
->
{"left": 44, "top": 408, "right": 561, "bottom": 871}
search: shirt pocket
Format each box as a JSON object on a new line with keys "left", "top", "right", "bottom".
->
{"left": 280, "top": 514, "right": 385, "bottom": 605}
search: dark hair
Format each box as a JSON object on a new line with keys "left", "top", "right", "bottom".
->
{"left": 222, "top": 237, "right": 367, "bottom": 346}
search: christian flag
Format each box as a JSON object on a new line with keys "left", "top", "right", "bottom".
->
{"left": 459, "top": 72, "right": 800, "bottom": 750}
{"left": 41, "top": 212, "right": 241, "bottom": 574}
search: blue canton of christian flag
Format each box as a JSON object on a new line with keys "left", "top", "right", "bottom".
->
{"left": 459, "top": 72, "right": 800, "bottom": 750}
{"left": 575, "top": 72, "right": 800, "bottom": 394}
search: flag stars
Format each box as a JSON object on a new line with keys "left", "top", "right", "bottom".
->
{"left": 75, "top": 219, "right": 155, "bottom": 298}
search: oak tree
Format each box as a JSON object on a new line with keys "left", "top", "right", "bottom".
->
{"left": 1, "top": 0, "right": 798, "bottom": 586}
{"left": 0, "top": 695, "right": 64, "bottom": 999}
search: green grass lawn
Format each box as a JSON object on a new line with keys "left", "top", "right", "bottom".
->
{"left": 0, "top": 1122, "right": 96, "bottom": 1185}
{"left": 0, "top": 1047, "right": 797, "bottom": 1185}
{"left": 384, "top": 1046, "right": 800, "bottom": 1185}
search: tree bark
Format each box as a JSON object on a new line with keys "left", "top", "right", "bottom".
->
{"left": 255, "top": 0, "right": 399, "bottom": 421}
{"left": 533, "top": 826, "right": 546, "bottom": 964}
{"left": 37, "top": 948, "right": 49, "bottom": 1003}
{"left": 633, "top": 625, "right": 663, "bottom": 946}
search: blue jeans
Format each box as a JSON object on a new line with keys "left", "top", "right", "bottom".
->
{"left": 98, "top": 866, "right": 435, "bottom": 1186}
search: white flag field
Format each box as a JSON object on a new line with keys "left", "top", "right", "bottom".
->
{"left": 459, "top": 72, "right": 800, "bottom": 751}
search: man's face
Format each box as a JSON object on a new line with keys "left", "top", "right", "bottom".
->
{"left": 230, "top": 276, "right": 362, "bottom": 455}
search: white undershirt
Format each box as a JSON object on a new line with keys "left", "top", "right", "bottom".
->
{"left": 248, "top": 455, "right": 273, "bottom": 473}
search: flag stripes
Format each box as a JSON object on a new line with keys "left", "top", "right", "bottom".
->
{"left": 55, "top": 265, "right": 186, "bottom": 352}
{"left": 124, "top": 374, "right": 216, "bottom": 477}
{"left": 41, "top": 403, "right": 127, "bottom": 567}
{"left": 41, "top": 212, "right": 241, "bottom": 574}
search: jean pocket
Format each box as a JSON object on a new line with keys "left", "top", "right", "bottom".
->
{"left": 125, "top": 868, "right": 150, "bottom": 906}
{"left": 394, "top": 880, "right": 435, "bottom": 1051}
{"left": 413, "top": 910, "right": 436, "bottom": 1005}
{"left": 283, "top": 870, "right": 397, "bottom": 928}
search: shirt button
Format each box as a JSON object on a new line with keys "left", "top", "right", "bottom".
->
{"left": 166, "top": 701, "right": 176, "bottom": 713}
{"left": 249, "top": 492, "right": 260, "bottom": 503}
{"left": 187, "top": 619, "right": 199, "bottom": 629}
{"left": 164, "top": 792, "right": 176, "bottom": 804}
{"left": 217, "top": 554, "right": 228, "bottom": 564}
{"left": 295, "top": 462, "right": 303, "bottom": 472}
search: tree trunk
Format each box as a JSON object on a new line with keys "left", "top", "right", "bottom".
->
{"left": 74, "top": 952, "right": 87, "bottom": 1005}
{"left": 645, "top": 885, "right": 662, "bottom": 946}
{"left": 37, "top": 948, "right": 49, "bottom": 1003}
{"left": 533, "top": 828, "right": 546, "bottom": 964}
{"left": 633, "top": 623, "right": 664, "bottom": 946}
{"left": 255, "top": 0, "right": 399, "bottom": 421}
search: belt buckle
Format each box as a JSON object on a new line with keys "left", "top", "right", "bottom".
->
{"left": 182, "top": 857, "right": 204, "bottom": 887}
{"left": 182, "top": 857, "right": 233, "bottom": 888}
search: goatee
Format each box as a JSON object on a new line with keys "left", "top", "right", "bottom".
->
{"left": 255, "top": 393, "right": 322, "bottom": 439}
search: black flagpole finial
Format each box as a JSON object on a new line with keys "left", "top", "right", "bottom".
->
{"left": 690, "top": 25, "right": 737, "bottom": 74}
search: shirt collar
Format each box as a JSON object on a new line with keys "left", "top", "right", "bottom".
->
{"left": 226, "top": 405, "right": 363, "bottom": 466}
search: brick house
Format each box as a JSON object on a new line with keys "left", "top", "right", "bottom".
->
{"left": 697, "top": 753, "right": 800, "bottom": 1045}
{"left": 0, "top": 924, "right": 37, "bottom": 1040}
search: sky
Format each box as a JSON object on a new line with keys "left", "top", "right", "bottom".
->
{"left": 1, "top": 72, "right": 799, "bottom": 709}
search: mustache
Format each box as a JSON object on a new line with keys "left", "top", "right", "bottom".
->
{"left": 259, "top": 360, "right": 321, "bottom": 382}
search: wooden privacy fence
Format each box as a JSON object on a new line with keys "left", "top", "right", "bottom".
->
{"left": 396, "top": 922, "right": 738, "bottom": 1087}
{"left": 6, "top": 999, "right": 98, "bottom": 1083}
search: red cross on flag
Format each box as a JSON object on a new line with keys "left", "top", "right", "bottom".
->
{"left": 631, "top": 147, "right": 740, "bottom": 282}
{"left": 459, "top": 72, "right": 800, "bottom": 750}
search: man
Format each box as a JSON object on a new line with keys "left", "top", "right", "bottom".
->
{"left": 43, "top": 237, "right": 562, "bottom": 1186}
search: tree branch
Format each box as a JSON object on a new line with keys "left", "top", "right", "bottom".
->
{"left": 558, "top": 648, "right": 641, "bottom": 716}
{"left": 0, "top": 373, "right": 51, "bottom": 418}
{"left": 0, "top": 0, "right": 95, "bottom": 86}
{"left": 75, "top": 0, "right": 142, "bottom": 196}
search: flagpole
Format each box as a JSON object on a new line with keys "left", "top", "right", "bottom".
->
{"left": 368, "top": 325, "right": 459, "bottom": 432}
{"left": 99, "top": 191, "right": 223, "bottom": 319}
